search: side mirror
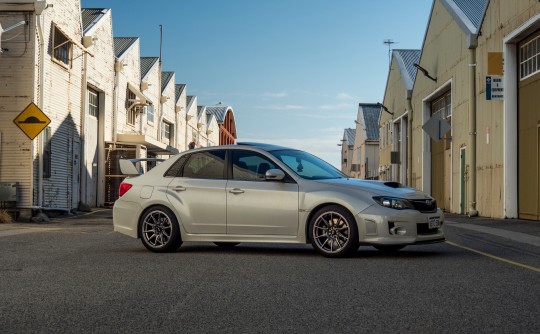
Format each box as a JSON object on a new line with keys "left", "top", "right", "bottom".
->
{"left": 265, "top": 169, "right": 285, "bottom": 181}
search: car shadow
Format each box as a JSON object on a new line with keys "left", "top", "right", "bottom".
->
{"left": 175, "top": 242, "right": 448, "bottom": 259}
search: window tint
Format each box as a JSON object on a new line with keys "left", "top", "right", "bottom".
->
{"left": 183, "top": 151, "right": 226, "bottom": 179}
{"left": 270, "top": 149, "right": 345, "bottom": 180}
{"left": 164, "top": 155, "right": 189, "bottom": 177}
{"left": 232, "top": 150, "right": 277, "bottom": 181}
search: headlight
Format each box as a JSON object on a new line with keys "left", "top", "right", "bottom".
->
{"left": 373, "top": 196, "right": 414, "bottom": 210}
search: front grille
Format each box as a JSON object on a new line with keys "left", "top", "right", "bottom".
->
{"left": 410, "top": 199, "right": 437, "bottom": 213}
{"left": 417, "top": 223, "right": 441, "bottom": 235}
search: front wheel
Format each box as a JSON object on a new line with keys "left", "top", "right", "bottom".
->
{"left": 309, "top": 205, "right": 359, "bottom": 258}
{"left": 139, "top": 206, "right": 182, "bottom": 253}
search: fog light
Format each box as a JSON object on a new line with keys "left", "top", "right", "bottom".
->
{"left": 390, "top": 226, "right": 407, "bottom": 236}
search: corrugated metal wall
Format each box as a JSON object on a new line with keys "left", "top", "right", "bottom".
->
{"left": 0, "top": 12, "right": 35, "bottom": 207}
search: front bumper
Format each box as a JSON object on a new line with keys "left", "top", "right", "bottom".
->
{"left": 356, "top": 205, "right": 445, "bottom": 246}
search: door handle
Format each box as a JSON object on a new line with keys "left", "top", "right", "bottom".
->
{"left": 229, "top": 188, "right": 244, "bottom": 194}
{"left": 172, "top": 186, "right": 186, "bottom": 192}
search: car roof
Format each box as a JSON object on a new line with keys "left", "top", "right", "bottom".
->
{"left": 236, "top": 142, "right": 291, "bottom": 151}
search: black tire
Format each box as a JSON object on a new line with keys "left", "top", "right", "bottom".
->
{"left": 373, "top": 245, "right": 405, "bottom": 252}
{"left": 309, "top": 205, "right": 359, "bottom": 258}
{"left": 139, "top": 206, "right": 182, "bottom": 253}
{"left": 214, "top": 242, "right": 240, "bottom": 248}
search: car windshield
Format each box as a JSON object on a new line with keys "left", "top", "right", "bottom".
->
{"left": 269, "top": 149, "right": 347, "bottom": 180}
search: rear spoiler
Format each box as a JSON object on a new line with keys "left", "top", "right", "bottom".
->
{"left": 119, "top": 158, "right": 165, "bottom": 177}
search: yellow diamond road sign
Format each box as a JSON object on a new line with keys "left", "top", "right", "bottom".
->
{"left": 13, "top": 102, "right": 51, "bottom": 140}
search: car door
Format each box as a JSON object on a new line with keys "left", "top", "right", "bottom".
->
{"left": 166, "top": 150, "right": 227, "bottom": 234}
{"left": 226, "top": 149, "right": 299, "bottom": 235}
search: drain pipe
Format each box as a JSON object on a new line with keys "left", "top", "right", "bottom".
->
{"left": 36, "top": 9, "right": 45, "bottom": 207}
{"left": 407, "top": 91, "right": 413, "bottom": 188}
{"left": 79, "top": 48, "right": 88, "bottom": 209}
{"left": 113, "top": 60, "right": 122, "bottom": 145}
{"left": 468, "top": 48, "right": 478, "bottom": 217}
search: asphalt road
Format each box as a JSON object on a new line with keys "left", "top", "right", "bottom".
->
{"left": 0, "top": 213, "right": 539, "bottom": 333}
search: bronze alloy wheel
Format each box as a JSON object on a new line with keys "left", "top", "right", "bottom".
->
{"left": 140, "top": 206, "right": 182, "bottom": 252}
{"left": 310, "top": 205, "right": 358, "bottom": 257}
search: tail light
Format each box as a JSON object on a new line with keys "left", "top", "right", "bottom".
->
{"left": 118, "top": 182, "right": 132, "bottom": 197}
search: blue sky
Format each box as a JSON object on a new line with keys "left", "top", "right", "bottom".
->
{"left": 82, "top": 0, "right": 431, "bottom": 167}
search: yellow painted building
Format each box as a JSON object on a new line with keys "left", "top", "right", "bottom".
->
{"left": 390, "top": 0, "right": 540, "bottom": 219}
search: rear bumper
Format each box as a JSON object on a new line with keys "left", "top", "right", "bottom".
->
{"left": 113, "top": 200, "right": 142, "bottom": 238}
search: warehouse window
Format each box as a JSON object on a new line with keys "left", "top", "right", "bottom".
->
{"left": 432, "top": 90, "right": 451, "bottom": 119}
{"left": 52, "top": 25, "right": 72, "bottom": 67}
{"left": 146, "top": 104, "right": 154, "bottom": 124}
{"left": 520, "top": 35, "right": 540, "bottom": 80}
{"left": 162, "top": 121, "right": 172, "bottom": 145}
{"left": 125, "top": 88, "right": 137, "bottom": 126}
{"left": 88, "top": 88, "right": 99, "bottom": 118}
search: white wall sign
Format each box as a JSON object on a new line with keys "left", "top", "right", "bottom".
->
{"left": 486, "top": 75, "right": 504, "bottom": 100}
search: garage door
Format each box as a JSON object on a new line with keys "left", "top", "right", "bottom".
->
{"left": 518, "top": 31, "right": 540, "bottom": 220}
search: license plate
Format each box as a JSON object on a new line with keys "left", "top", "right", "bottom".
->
{"left": 428, "top": 217, "right": 441, "bottom": 229}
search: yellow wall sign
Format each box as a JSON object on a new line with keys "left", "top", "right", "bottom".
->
{"left": 13, "top": 102, "right": 51, "bottom": 140}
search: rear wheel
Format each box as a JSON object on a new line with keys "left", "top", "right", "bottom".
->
{"left": 309, "top": 205, "right": 359, "bottom": 258}
{"left": 214, "top": 242, "right": 240, "bottom": 248}
{"left": 139, "top": 206, "right": 182, "bottom": 253}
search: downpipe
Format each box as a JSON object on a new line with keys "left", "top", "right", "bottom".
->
{"left": 468, "top": 48, "right": 478, "bottom": 217}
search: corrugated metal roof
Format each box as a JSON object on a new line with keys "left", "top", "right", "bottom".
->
{"left": 161, "top": 71, "right": 174, "bottom": 92}
{"left": 441, "top": 0, "right": 488, "bottom": 36}
{"left": 140, "top": 57, "right": 159, "bottom": 79}
{"left": 343, "top": 128, "right": 355, "bottom": 147}
{"left": 206, "top": 106, "right": 231, "bottom": 123}
{"left": 186, "top": 96, "right": 196, "bottom": 109}
{"left": 81, "top": 8, "right": 108, "bottom": 33}
{"left": 359, "top": 103, "right": 381, "bottom": 141}
{"left": 451, "top": 0, "right": 488, "bottom": 30}
{"left": 393, "top": 49, "right": 421, "bottom": 91}
{"left": 113, "top": 37, "right": 137, "bottom": 58}
{"left": 175, "top": 84, "right": 186, "bottom": 103}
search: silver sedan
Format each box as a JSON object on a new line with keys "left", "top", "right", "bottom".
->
{"left": 113, "top": 142, "right": 444, "bottom": 257}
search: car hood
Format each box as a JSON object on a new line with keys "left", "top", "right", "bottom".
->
{"left": 313, "top": 178, "right": 432, "bottom": 200}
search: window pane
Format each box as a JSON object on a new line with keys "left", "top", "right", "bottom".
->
{"left": 146, "top": 105, "right": 154, "bottom": 123}
{"left": 164, "top": 155, "right": 189, "bottom": 177}
{"left": 232, "top": 150, "right": 277, "bottom": 181}
{"left": 182, "top": 151, "right": 226, "bottom": 179}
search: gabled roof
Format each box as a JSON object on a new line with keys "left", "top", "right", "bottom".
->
{"left": 186, "top": 96, "right": 196, "bottom": 111}
{"left": 113, "top": 37, "right": 138, "bottom": 58}
{"left": 206, "top": 111, "right": 217, "bottom": 125}
{"left": 81, "top": 8, "right": 109, "bottom": 34}
{"left": 440, "top": 0, "right": 489, "bottom": 47}
{"left": 161, "top": 72, "right": 174, "bottom": 92}
{"left": 358, "top": 103, "right": 381, "bottom": 141}
{"left": 343, "top": 128, "right": 355, "bottom": 147}
{"left": 175, "top": 84, "right": 186, "bottom": 103}
{"left": 393, "top": 49, "right": 421, "bottom": 91}
{"left": 206, "top": 106, "right": 233, "bottom": 123}
{"left": 140, "top": 57, "right": 159, "bottom": 79}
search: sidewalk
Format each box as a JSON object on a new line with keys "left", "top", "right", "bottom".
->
{"left": 445, "top": 213, "right": 540, "bottom": 247}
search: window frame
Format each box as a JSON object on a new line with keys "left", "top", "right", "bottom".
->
{"left": 180, "top": 150, "right": 227, "bottom": 180}
{"left": 230, "top": 149, "right": 279, "bottom": 182}
{"left": 520, "top": 34, "right": 540, "bottom": 80}
{"left": 52, "top": 24, "right": 72, "bottom": 68}
{"left": 88, "top": 88, "right": 99, "bottom": 118}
